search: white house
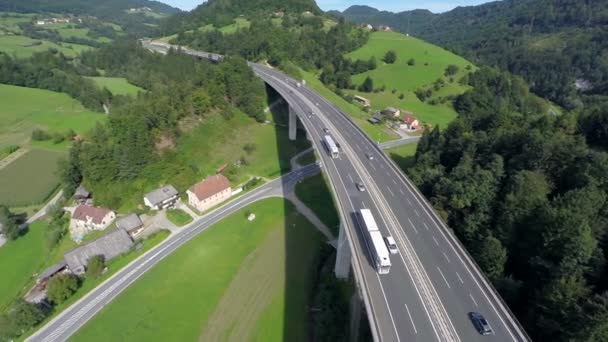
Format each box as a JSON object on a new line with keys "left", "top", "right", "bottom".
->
{"left": 144, "top": 185, "right": 179, "bottom": 210}
{"left": 400, "top": 113, "right": 420, "bottom": 130}
{"left": 187, "top": 175, "right": 232, "bottom": 212}
{"left": 382, "top": 107, "right": 401, "bottom": 118}
{"left": 70, "top": 205, "right": 116, "bottom": 241}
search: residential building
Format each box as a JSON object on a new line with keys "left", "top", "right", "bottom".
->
{"left": 73, "top": 185, "right": 91, "bottom": 204}
{"left": 37, "top": 261, "right": 67, "bottom": 284}
{"left": 188, "top": 175, "right": 232, "bottom": 212}
{"left": 354, "top": 95, "right": 371, "bottom": 107}
{"left": 382, "top": 107, "right": 401, "bottom": 118}
{"left": 64, "top": 229, "right": 133, "bottom": 275}
{"left": 401, "top": 113, "right": 420, "bottom": 130}
{"left": 144, "top": 185, "right": 179, "bottom": 210}
{"left": 70, "top": 205, "right": 116, "bottom": 241}
{"left": 116, "top": 213, "right": 144, "bottom": 236}
{"left": 362, "top": 23, "right": 373, "bottom": 30}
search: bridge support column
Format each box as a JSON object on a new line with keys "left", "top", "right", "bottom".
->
{"left": 334, "top": 222, "right": 351, "bottom": 279}
{"left": 349, "top": 293, "right": 363, "bottom": 342}
{"left": 288, "top": 106, "right": 297, "bottom": 141}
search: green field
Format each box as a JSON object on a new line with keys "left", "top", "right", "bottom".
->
{"left": 86, "top": 77, "right": 144, "bottom": 96}
{"left": 166, "top": 208, "right": 193, "bottom": 227}
{"left": 0, "top": 149, "right": 65, "bottom": 206}
{"left": 0, "top": 222, "right": 47, "bottom": 311}
{"left": 0, "top": 34, "right": 93, "bottom": 58}
{"left": 344, "top": 31, "right": 476, "bottom": 129}
{"left": 0, "top": 84, "right": 105, "bottom": 146}
{"left": 386, "top": 143, "right": 418, "bottom": 171}
{"left": 90, "top": 110, "right": 310, "bottom": 212}
{"left": 295, "top": 174, "right": 339, "bottom": 234}
{"left": 71, "top": 198, "right": 323, "bottom": 342}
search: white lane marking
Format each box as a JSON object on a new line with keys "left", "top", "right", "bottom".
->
{"left": 347, "top": 173, "right": 354, "bottom": 183}
{"left": 432, "top": 236, "right": 439, "bottom": 246}
{"left": 392, "top": 179, "right": 397, "bottom": 185}
{"left": 405, "top": 304, "right": 418, "bottom": 334}
{"left": 407, "top": 218, "right": 419, "bottom": 234}
{"left": 469, "top": 293, "right": 479, "bottom": 307}
{"left": 369, "top": 163, "right": 377, "bottom": 171}
{"left": 375, "top": 274, "right": 403, "bottom": 342}
{"left": 414, "top": 209, "right": 420, "bottom": 217}
{"left": 406, "top": 198, "right": 412, "bottom": 205}
{"left": 399, "top": 188, "right": 405, "bottom": 195}
{"left": 361, "top": 201, "right": 367, "bottom": 209}
{"left": 442, "top": 252, "right": 451, "bottom": 263}
{"left": 456, "top": 272, "right": 464, "bottom": 284}
{"left": 386, "top": 186, "right": 395, "bottom": 197}
{"left": 437, "top": 267, "right": 451, "bottom": 289}
{"left": 380, "top": 163, "right": 385, "bottom": 169}
{"left": 423, "top": 222, "right": 430, "bottom": 231}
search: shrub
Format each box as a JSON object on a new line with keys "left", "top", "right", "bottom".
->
{"left": 86, "top": 255, "right": 105, "bottom": 279}
{"left": 407, "top": 58, "right": 415, "bottom": 66}
{"left": 383, "top": 50, "right": 397, "bottom": 64}
{"left": 31, "top": 128, "right": 51, "bottom": 141}
{"left": 47, "top": 273, "right": 80, "bottom": 304}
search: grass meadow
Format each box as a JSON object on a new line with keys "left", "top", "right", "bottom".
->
{"left": 86, "top": 77, "right": 144, "bottom": 96}
{"left": 386, "top": 143, "right": 418, "bottom": 172}
{"left": 166, "top": 209, "right": 193, "bottom": 227}
{"left": 344, "top": 31, "right": 476, "bottom": 129}
{"left": 71, "top": 198, "right": 323, "bottom": 342}
{"left": 0, "top": 221, "right": 47, "bottom": 311}
{"left": 0, "top": 84, "right": 105, "bottom": 147}
{"left": 295, "top": 173, "right": 340, "bottom": 235}
{"left": 0, "top": 149, "right": 65, "bottom": 206}
{"left": 0, "top": 34, "right": 92, "bottom": 58}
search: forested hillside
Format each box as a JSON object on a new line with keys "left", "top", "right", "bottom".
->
{"left": 409, "top": 68, "right": 608, "bottom": 341}
{"left": 336, "top": 0, "right": 608, "bottom": 110}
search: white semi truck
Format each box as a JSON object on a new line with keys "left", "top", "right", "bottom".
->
{"left": 359, "top": 209, "right": 391, "bottom": 274}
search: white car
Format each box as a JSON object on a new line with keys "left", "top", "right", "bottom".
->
{"left": 385, "top": 236, "right": 398, "bottom": 254}
{"left": 356, "top": 182, "right": 366, "bottom": 192}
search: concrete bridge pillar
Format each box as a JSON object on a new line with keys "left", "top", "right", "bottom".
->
{"left": 349, "top": 293, "right": 363, "bottom": 342}
{"left": 334, "top": 222, "right": 351, "bottom": 279}
{"left": 288, "top": 106, "right": 297, "bottom": 141}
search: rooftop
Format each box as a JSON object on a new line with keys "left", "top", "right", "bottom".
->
{"left": 116, "top": 214, "right": 144, "bottom": 232}
{"left": 64, "top": 229, "right": 133, "bottom": 273}
{"left": 189, "top": 175, "right": 231, "bottom": 201}
{"left": 144, "top": 185, "right": 179, "bottom": 206}
{"left": 72, "top": 205, "right": 113, "bottom": 224}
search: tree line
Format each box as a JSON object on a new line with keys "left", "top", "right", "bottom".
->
{"left": 409, "top": 67, "right": 608, "bottom": 341}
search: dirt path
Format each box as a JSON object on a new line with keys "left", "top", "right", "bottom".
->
{"left": 199, "top": 227, "right": 285, "bottom": 342}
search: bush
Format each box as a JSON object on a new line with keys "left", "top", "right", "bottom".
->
{"left": 86, "top": 255, "right": 105, "bottom": 279}
{"left": 445, "top": 64, "right": 459, "bottom": 76}
{"left": 383, "top": 50, "right": 397, "bottom": 64}
{"left": 407, "top": 58, "right": 415, "bottom": 66}
{"left": 47, "top": 273, "right": 80, "bottom": 304}
{"left": 358, "top": 76, "right": 374, "bottom": 92}
{"left": 0, "top": 300, "right": 47, "bottom": 340}
{"left": 31, "top": 128, "right": 51, "bottom": 141}
{"left": 399, "top": 93, "right": 405, "bottom": 100}
{"left": 243, "top": 143, "right": 257, "bottom": 155}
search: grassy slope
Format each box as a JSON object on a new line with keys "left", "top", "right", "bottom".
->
{"left": 295, "top": 173, "right": 339, "bottom": 234}
{"left": 0, "top": 149, "right": 65, "bottom": 206}
{"left": 91, "top": 111, "right": 309, "bottom": 212}
{"left": 0, "top": 84, "right": 105, "bottom": 147}
{"left": 0, "top": 222, "right": 47, "bottom": 311}
{"left": 86, "top": 77, "right": 144, "bottom": 96}
{"left": 0, "top": 35, "right": 92, "bottom": 58}
{"left": 71, "top": 198, "right": 322, "bottom": 342}
{"left": 345, "top": 31, "right": 475, "bottom": 129}
{"left": 386, "top": 143, "right": 418, "bottom": 172}
{"left": 166, "top": 209, "right": 193, "bottom": 227}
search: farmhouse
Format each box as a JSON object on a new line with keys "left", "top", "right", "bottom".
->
{"left": 70, "top": 205, "right": 116, "bottom": 241}
{"left": 64, "top": 228, "right": 133, "bottom": 275}
{"left": 401, "top": 113, "right": 420, "bottom": 130}
{"left": 144, "top": 185, "right": 179, "bottom": 210}
{"left": 73, "top": 185, "right": 91, "bottom": 204}
{"left": 354, "top": 95, "right": 371, "bottom": 107}
{"left": 37, "top": 261, "right": 67, "bottom": 284}
{"left": 116, "top": 213, "right": 144, "bottom": 236}
{"left": 188, "top": 175, "right": 232, "bottom": 212}
{"left": 382, "top": 107, "right": 401, "bottom": 118}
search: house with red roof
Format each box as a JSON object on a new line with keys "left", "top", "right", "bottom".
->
{"left": 69, "top": 205, "right": 116, "bottom": 242}
{"left": 400, "top": 112, "right": 420, "bottom": 131}
{"left": 187, "top": 175, "right": 232, "bottom": 212}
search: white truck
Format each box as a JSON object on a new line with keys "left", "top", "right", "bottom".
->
{"left": 359, "top": 209, "right": 391, "bottom": 274}
{"left": 323, "top": 135, "right": 339, "bottom": 159}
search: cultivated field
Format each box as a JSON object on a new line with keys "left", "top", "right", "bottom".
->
{"left": 71, "top": 198, "right": 323, "bottom": 342}
{"left": 86, "top": 77, "right": 144, "bottom": 96}
{"left": 0, "top": 221, "right": 47, "bottom": 311}
{"left": 0, "top": 149, "right": 65, "bottom": 206}
{"left": 345, "top": 31, "right": 476, "bottom": 129}
{"left": 0, "top": 84, "right": 104, "bottom": 147}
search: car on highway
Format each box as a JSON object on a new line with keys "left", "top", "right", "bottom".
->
{"left": 365, "top": 153, "right": 374, "bottom": 160}
{"left": 385, "top": 236, "right": 398, "bottom": 254}
{"left": 315, "top": 160, "right": 323, "bottom": 167}
{"left": 356, "top": 182, "right": 366, "bottom": 192}
{"left": 323, "top": 128, "right": 329, "bottom": 133}
{"left": 469, "top": 312, "right": 493, "bottom": 335}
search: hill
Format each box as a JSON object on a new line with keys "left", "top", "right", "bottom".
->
{"left": 335, "top": 0, "right": 608, "bottom": 110}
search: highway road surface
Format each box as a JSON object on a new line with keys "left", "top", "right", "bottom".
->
{"left": 26, "top": 165, "right": 320, "bottom": 342}
{"left": 251, "top": 63, "right": 529, "bottom": 342}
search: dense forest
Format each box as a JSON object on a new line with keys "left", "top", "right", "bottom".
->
{"left": 410, "top": 67, "right": 608, "bottom": 341}
{"left": 336, "top": 0, "right": 608, "bottom": 110}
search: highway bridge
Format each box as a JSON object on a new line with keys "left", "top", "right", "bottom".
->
{"left": 30, "top": 40, "right": 529, "bottom": 342}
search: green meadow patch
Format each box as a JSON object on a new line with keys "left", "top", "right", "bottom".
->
{"left": 71, "top": 198, "right": 323, "bottom": 342}
{"left": 0, "top": 34, "right": 92, "bottom": 58}
{"left": 0, "top": 148, "right": 65, "bottom": 206}
{"left": 0, "top": 84, "right": 105, "bottom": 146}
{"left": 86, "top": 77, "right": 144, "bottom": 96}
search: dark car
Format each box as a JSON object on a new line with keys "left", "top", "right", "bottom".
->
{"left": 469, "top": 312, "right": 492, "bottom": 335}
